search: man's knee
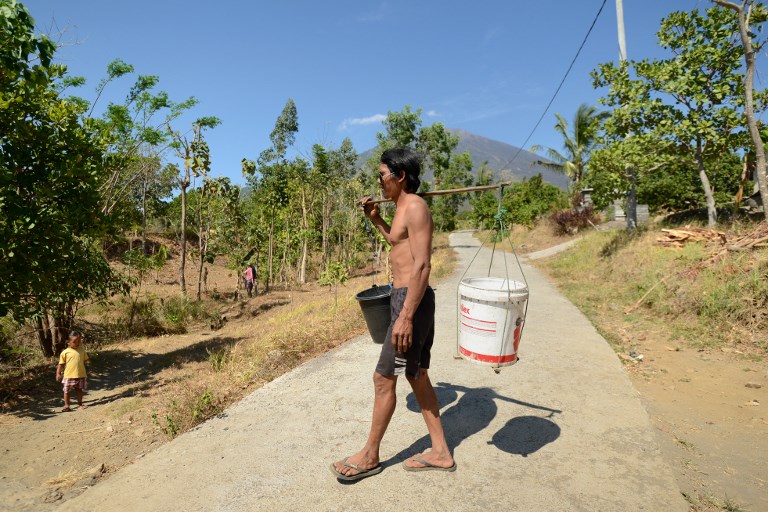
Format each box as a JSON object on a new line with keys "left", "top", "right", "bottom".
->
{"left": 373, "top": 371, "right": 397, "bottom": 395}
{"left": 405, "top": 368, "right": 428, "bottom": 384}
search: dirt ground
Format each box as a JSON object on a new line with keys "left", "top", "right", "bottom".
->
{"left": 0, "top": 234, "right": 766, "bottom": 512}
{"left": 621, "top": 334, "right": 767, "bottom": 510}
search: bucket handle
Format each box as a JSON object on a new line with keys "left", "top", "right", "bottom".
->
{"left": 455, "top": 187, "right": 529, "bottom": 369}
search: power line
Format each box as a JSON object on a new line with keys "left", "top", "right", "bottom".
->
{"left": 500, "top": 0, "right": 609, "bottom": 171}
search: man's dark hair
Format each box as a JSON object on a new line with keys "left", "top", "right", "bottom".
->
{"left": 380, "top": 148, "right": 421, "bottom": 193}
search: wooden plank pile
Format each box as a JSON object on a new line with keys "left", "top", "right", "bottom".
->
{"left": 656, "top": 226, "right": 728, "bottom": 248}
{"left": 725, "top": 223, "right": 768, "bottom": 251}
{"left": 668, "top": 223, "right": 768, "bottom": 276}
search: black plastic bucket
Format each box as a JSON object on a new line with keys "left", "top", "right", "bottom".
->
{"left": 355, "top": 284, "right": 392, "bottom": 344}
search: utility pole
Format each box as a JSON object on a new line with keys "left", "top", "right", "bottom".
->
{"left": 616, "top": 0, "right": 637, "bottom": 230}
{"left": 616, "top": 0, "right": 627, "bottom": 61}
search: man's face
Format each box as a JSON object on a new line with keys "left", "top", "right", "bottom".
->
{"left": 69, "top": 336, "right": 81, "bottom": 348}
{"left": 378, "top": 163, "right": 397, "bottom": 198}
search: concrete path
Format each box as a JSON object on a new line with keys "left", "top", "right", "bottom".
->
{"left": 57, "top": 231, "right": 687, "bottom": 512}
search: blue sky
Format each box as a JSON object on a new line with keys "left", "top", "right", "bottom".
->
{"left": 24, "top": 0, "right": 713, "bottom": 186}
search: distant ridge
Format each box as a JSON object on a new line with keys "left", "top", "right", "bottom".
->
{"left": 447, "top": 128, "right": 571, "bottom": 190}
{"left": 357, "top": 128, "right": 571, "bottom": 190}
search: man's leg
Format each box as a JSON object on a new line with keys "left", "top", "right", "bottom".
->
{"left": 63, "top": 390, "right": 70, "bottom": 410}
{"left": 333, "top": 372, "right": 397, "bottom": 477}
{"left": 404, "top": 369, "right": 454, "bottom": 469}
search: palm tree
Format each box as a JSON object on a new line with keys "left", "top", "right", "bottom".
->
{"left": 531, "top": 103, "right": 609, "bottom": 186}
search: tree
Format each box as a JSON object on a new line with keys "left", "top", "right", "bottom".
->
{"left": 190, "top": 177, "right": 237, "bottom": 300}
{"left": 430, "top": 151, "right": 474, "bottom": 231}
{"left": 376, "top": 105, "right": 422, "bottom": 149}
{"left": 167, "top": 115, "right": 221, "bottom": 295}
{"left": 243, "top": 99, "right": 299, "bottom": 292}
{"left": 469, "top": 164, "right": 499, "bottom": 229}
{"left": 0, "top": 0, "right": 126, "bottom": 355}
{"left": 713, "top": 0, "right": 768, "bottom": 221}
{"left": 592, "top": 6, "right": 764, "bottom": 226}
{"left": 530, "top": 103, "right": 609, "bottom": 187}
{"left": 372, "top": 107, "right": 476, "bottom": 230}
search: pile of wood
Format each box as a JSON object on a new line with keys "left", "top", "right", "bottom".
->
{"left": 656, "top": 226, "right": 728, "bottom": 248}
{"left": 674, "top": 222, "right": 768, "bottom": 277}
{"left": 725, "top": 223, "right": 768, "bottom": 251}
{"left": 626, "top": 223, "right": 767, "bottom": 313}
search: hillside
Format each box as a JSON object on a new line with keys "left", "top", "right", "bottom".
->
{"left": 357, "top": 128, "right": 571, "bottom": 190}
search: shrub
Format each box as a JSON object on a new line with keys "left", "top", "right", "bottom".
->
{"left": 550, "top": 206, "right": 600, "bottom": 235}
{"left": 161, "top": 296, "right": 205, "bottom": 332}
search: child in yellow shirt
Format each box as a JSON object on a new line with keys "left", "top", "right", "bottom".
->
{"left": 56, "top": 331, "right": 89, "bottom": 412}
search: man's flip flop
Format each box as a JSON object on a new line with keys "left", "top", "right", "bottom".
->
{"left": 402, "top": 456, "right": 457, "bottom": 472}
{"left": 330, "top": 457, "right": 383, "bottom": 481}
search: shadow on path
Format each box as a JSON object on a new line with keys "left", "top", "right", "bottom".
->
{"left": 2, "top": 334, "right": 244, "bottom": 421}
{"left": 383, "top": 382, "right": 562, "bottom": 468}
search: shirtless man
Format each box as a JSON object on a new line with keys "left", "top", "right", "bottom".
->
{"left": 331, "top": 147, "right": 456, "bottom": 481}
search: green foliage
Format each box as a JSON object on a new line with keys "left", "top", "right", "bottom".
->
{"left": 152, "top": 389, "right": 220, "bottom": 438}
{"left": 591, "top": 5, "right": 765, "bottom": 225}
{"left": 471, "top": 173, "right": 568, "bottom": 229}
{"left": 207, "top": 347, "right": 229, "bottom": 372}
{"left": 0, "top": 1, "right": 126, "bottom": 321}
{"left": 504, "top": 176, "right": 570, "bottom": 227}
{"left": 192, "top": 389, "right": 218, "bottom": 421}
{"left": 152, "top": 405, "right": 180, "bottom": 438}
{"left": 319, "top": 262, "right": 348, "bottom": 288}
{"left": 376, "top": 105, "right": 422, "bottom": 149}
{"left": 160, "top": 296, "right": 206, "bottom": 331}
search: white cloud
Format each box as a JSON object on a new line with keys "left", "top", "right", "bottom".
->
{"left": 339, "top": 114, "right": 387, "bottom": 131}
{"left": 426, "top": 110, "right": 439, "bottom": 118}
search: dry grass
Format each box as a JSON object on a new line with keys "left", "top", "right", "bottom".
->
{"left": 45, "top": 470, "right": 84, "bottom": 488}
{"left": 475, "top": 218, "right": 580, "bottom": 254}
{"left": 533, "top": 221, "right": 768, "bottom": 357}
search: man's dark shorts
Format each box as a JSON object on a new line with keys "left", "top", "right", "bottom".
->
{"left": 376, "top": 287, "right": 435, "bottom": 379}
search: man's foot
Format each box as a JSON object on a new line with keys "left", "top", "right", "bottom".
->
{"left": 77, "top": 404, "right": 88, "bottom": 410}
{"left": 403, "top": 452, "right": 456, "bottom": 472}
{"left": 61, "top": 406, "right": 71, "bottom": 412}
{"left": 330, "top": 455, "right": 381, "bottom": 481}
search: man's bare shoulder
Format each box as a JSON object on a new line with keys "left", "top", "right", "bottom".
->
{"left": 402, "top": 192, "right": 430, "bottom": 215}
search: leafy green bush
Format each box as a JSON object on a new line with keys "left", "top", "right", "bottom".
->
{"left": 470, "top": 175, "right": 569, "bottom": 230}
{"left": 160, "top": 296, "right": 207, "bottom": 332}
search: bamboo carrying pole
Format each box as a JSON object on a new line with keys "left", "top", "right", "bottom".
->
{"left": 360, "top": 182, "right": 512, "bottom": 205}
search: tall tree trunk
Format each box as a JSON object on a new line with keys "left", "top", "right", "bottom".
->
{"left": 197, "top": 245, "right": 205, "bottom": 301}
{"left": 715, "top": 0, "right": 768, "bottom": 221}
{"left": 299, "top": 239, "right": 308, "bottom": 284}
{"left": 734, "top": 155, "right": 750, "bottom": 216}
{"left": 299, "top": 188, "right": 309, "bottom": 284}
{"left": 695, "top": 145, "right": 718, "bottom": 227}
{"left": 35, "top": 315, "right": 53, "bottom": 358}
{"left": 196, "top": 198, "right": 206, "bottom": 302}
{"left": 179, "top": 181, "right": 188, "bottom": 295}
{"left": 142, "top": 178, "right": 148, "bottom": 255}
{"left": 51, "top": 314, "right": 67, "bottom": 356}
{"left": 267, "top": 209, "right": 274, "bottom": 292}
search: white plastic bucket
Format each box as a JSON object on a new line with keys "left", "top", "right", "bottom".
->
{"left": 458, "top": 277, "right": 528, "bottom": 367}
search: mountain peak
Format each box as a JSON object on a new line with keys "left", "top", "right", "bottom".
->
{"left": 357, "top": 129, "right": 570, "bottom": 190}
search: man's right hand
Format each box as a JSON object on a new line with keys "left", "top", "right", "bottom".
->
{"left": 359, "top": 196, "right": 379, "bottom": 220}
